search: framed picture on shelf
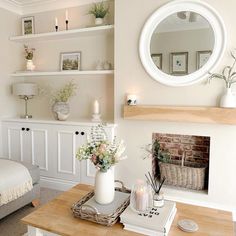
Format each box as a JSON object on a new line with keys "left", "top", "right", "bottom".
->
{"left": 22, "top": 16, "right": 35, "bottom": 35}
{"left": 151, "top": 54, "right": 162, "bottom": 69}
{"left": 170, "top": 52, "right": 188, "bottom": 75}
{"left": 60, "top": 52, "right": 81, "bottom": 71}
{"left": 197, "top": 50, "right": 212, "bottom": 69}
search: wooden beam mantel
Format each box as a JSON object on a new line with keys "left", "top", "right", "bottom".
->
{"left": 123, "top": 105, "right": 236, "bottom": 125}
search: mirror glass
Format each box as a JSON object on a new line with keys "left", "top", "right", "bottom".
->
{"left": 150, "top": 11, "right": 215, "bottom": 76}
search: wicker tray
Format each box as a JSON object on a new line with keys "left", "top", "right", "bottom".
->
{"left": 71, "top": 180, "right": 131, "bottom": 226}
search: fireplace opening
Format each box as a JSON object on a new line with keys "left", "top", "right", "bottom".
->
{"left": 152, "top": 133, "right": 210, "bottom": 193}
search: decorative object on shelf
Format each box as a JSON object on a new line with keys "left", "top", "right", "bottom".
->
{"left": 151, "top": 54, "right": 162, "bottom": 70}
{"left": 12, "top": 83, "right": 38, "bottom": 119}
{"left": 170, "top": 52, "right": 188, "bottom": 75}
{"left": 51, "top": 81, "right": 77, "bottom": 121}
{"left": 178, "top": 219, "right": 199, "bottom": 233}
{"left": 76, "top": 125, "right": 127, "bottom": 205}
{"left": 208, "top": 51, "right": 236, "bottom": 108}
{"left": 145, "top": 172, "right": 165, "bottom": 208}
{"left": 126, "top": 94, "right": 137, "bottom": 106}
{"left": 55, "top": 17, "right": 58, "bottom": 32}
{"left": 65, "top": 10, "right": 69, "bottom": 30}
{"left": 22, "top": 16, "right": 35, "bottom": 35}
{"left": 95, "top": 60, "right": 103, "bottom": 70}
{"left": 130, "top": 180, "right": 150, "bottom": 213}
{"left": 92, "top": 100, "right": 101, "bottom": 122}
{"left": 24, "top": 45, "right": 35, "bottom": 71}
{"left": 89, "top": 2, "right": 109, "bottom": 26}
{"left": 197, "top": 50, "right": 212, "bottom": 69}
{"left": 60, "top": 52, "right": 81, "bottom": 71}
{"left": 72, "top": 180, "right": 131, "bottom": 226}
{"left": 103, "top": 61, "right": 112, "bottom": 70}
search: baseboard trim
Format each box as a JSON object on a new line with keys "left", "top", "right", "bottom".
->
{"left": 40, "top": 176, "right": 79, "bottom": 191}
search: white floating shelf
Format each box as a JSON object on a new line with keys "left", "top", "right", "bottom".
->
{"left": 9, "top": 25, "right": 114, "bottom": 43}
{"left": 11, "top": 70, "right": 114, "bottom": 77}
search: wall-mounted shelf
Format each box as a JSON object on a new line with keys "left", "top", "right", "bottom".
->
{"left": 123, "top": 105, "right": 236, "bottom": 125}
{"left": 11, "top": 70, "right": 114, "bottom": 77}
{"left": 9, "top": 25, "right": 114, "bottom": 43}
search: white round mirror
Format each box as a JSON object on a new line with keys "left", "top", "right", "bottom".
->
{"left": 139, "top": 0, "right": 226, "bottom": 86}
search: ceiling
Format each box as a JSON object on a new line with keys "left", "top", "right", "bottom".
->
{"left": 0, "top": 0, "right": 104, "bottom": 15}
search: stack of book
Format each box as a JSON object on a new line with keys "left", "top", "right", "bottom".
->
{"left": 120, "top": 200, "right": 176, "bottom": 236}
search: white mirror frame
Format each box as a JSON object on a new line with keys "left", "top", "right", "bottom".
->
{"left": 139, "top": 0, "right": 227, "bottom": 87}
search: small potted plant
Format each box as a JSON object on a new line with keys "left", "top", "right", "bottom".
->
{"left": 51, "top": 81, "right": 77, "bottom": 121}
{"left": 208, "top": 50, "right": 236, "bottom": 108}
{"left": 24, "top": 45, "right": 35, "bottom": 71}
{"left": 88, "top": 2, "right": 109, "bottom": 26}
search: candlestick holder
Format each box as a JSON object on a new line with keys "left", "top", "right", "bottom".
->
{"left": 55, "top": 25, "right": 58, "bottom": 32}
{"left": 92, "top": 113, "right": 101, "bottom": 122}
{"left": 66, "top": 20, "right": 69, "bottom": 30}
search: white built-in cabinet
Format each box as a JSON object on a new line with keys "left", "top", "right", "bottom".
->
{"left": 1, "top": 119, "right": 116, "bottom": 189}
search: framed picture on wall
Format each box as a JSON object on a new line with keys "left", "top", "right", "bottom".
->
{"left": 151, "top": 53, "right": 162, "bottom": 69}
{"left": 60, "top": 52, "right": 81, "bottom": 71}
{"left": 170, "top": 52, "right": 188, "bottom": 75}
{"left": 22, "top": 16, "right": 35, "bottom": 35}
{"left": 197, "top": 50, "right": 212, "bottom": 69}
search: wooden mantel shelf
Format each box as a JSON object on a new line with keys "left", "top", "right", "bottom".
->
{"left": 123, "top": 105, "right": 236, "bottom": 125}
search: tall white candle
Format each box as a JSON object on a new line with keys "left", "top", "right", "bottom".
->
{"left": 65, "top": 10, "right": 69, "bottom": 21}
{"left": 55, "top": 17, "right": 58, "bottom": 26}
{"left": 93, "top": 100, "right": 100, "bottom": 114}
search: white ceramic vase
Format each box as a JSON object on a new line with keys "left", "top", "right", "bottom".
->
{"left": 95, "top": 18, "right": 103, "bottom": 26}
{"left": 220, "top": 88, "right": 236, "bottom": 108}
{"left": 94, "top": 167, "right": 115, "bottom": 204}
{"left": 52, "top": 102, "right": 70, "bottom": 121}
{"left": 26, "top": 60, "right": 35, "bottom": 71}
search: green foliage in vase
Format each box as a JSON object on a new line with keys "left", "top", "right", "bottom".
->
{"left": 52, "top": 81, "right": 77, "bottom": 103}
{"left": 208, "top": 51, "right": 236, "bottom": 88}
{"left": 88, "top": 2, "right": 109, "bottom": 19}
{"left": 24, "top": 45, "right": 35, "bottom": 60}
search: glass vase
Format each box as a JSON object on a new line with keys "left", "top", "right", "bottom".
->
{"left": 153, "top": 191, "right": 164, "bottom": 208}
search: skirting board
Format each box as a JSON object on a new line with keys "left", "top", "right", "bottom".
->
{"left": 40, "top": 176, "right": 80, "bottom": 191}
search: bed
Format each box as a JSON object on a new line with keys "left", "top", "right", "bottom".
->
{"left": 0, "top": 160, "right": 40, "bottom": 219}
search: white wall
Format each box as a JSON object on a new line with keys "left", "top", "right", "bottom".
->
{"left": 114, "top": 0, "right": 236, "bottom": 215}
{"left": 0, "top": 7, "right": 22, "bottom": 155}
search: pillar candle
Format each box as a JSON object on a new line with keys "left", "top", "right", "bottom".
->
{"left": 55, "top": 17, "right": 58, "bottom": 26}
{"left": 93, "top": 100, "right": 100, "bottom": 114}
{"left": 135, "top": 187, "right": 148, "bottom": 212}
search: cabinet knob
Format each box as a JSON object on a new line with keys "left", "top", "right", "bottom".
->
{"left": 22, "top": 128, "right": 25, "bottom": 131}
{"left": 81, "top": 132, "right": 85, "bottom": 136}
{"left": 26, "top": 128, "right": 30, "bottom": 131}
{"left": 75, "top": 131, "right": 79, "bottom": 135}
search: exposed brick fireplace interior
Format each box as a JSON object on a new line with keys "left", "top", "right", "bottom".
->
{"left": 152, "top": 133, "right": 210, "bottom": 192}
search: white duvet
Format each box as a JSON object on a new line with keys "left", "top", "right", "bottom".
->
{"left": 0, "top": 159, "right": 33, "bottom": 206}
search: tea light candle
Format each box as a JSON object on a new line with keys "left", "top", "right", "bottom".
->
{"left": 127, "top": 94, "right": 137, "bottom": 106}
{"left": 93, "top": 100, "right": 100, "bottom": 115}
{"left": 135, "top": 187, "right": 148, "bottom": 212}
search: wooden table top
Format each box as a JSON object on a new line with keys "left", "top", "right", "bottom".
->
{"left": 22, "top": 184, "right": 234, "bottom": 236}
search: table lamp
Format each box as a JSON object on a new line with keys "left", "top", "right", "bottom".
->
{"left": 13, "top": 83, "right": 38, "bottom": 119}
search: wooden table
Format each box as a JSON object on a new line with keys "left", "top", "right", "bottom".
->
{"left": 22, "top": 184, "right": 234, "bottom": 236}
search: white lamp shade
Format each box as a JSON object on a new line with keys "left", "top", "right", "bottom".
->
{"left": 13, "top": 83, "right": 38, "bottom": 96}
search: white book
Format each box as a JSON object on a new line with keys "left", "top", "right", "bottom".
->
{"left": 122, "top": 207, "right": 177, "bottom": 236}
{"left": 120, "top": 200, "right": 176, "bottom": 235}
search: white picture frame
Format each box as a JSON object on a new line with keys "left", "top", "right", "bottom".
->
{"left": 170, "top": 52, "right": 188, "bottom": 75}
{"left": 60, "top": 52, "right": 81, "bottom": 71}
{"left": 197, "top": 51, "right": 212, "bottom": 69}
{"left": 22, "top": 16, "right": 35, "bottom": 35}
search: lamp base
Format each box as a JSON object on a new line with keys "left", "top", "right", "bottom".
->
{"left": 20, "top": 115, "right": 32, "bottom": 119}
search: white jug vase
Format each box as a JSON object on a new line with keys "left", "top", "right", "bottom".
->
{"left": 220, "top": 87, "right": 236, "bottom": 108}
